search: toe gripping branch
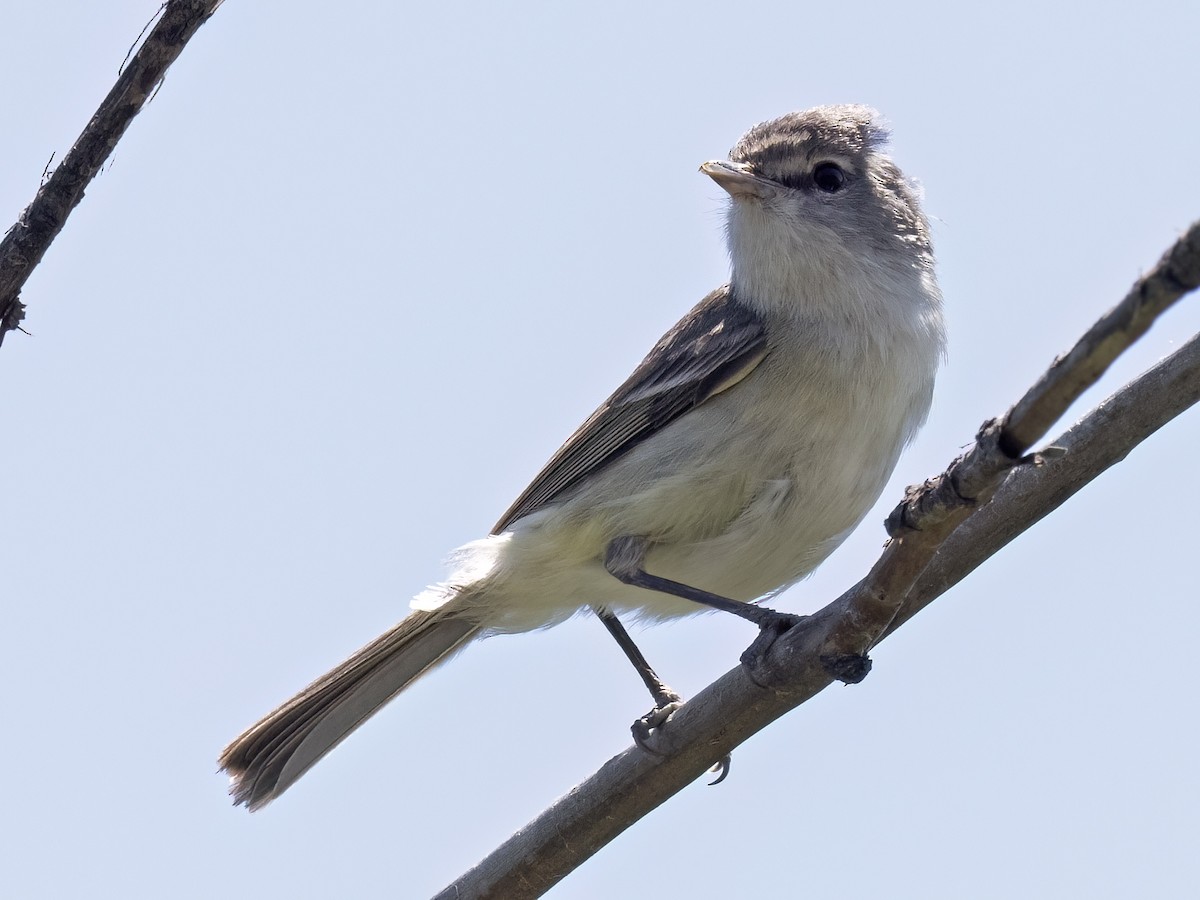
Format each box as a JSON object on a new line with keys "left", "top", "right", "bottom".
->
{"left": 597, "top": 535, "right": 871, "bottom": 783}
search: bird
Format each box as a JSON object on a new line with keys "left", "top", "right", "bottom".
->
{"left": 220, "top": 104, "right": 945, "bottom": 810}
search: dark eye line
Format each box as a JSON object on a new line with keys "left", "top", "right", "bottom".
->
{"left": 774, "top": 173, "right": 809, "bottom": 191}
{"left": 767, "top": 163, "right": 850, "bottom": 193}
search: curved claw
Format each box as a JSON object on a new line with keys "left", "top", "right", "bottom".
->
{"left": 631, "top": 699, "right": 684, "bottom": 755}
{"left": 708, "top": 754, "right": 732, "bottom": 785}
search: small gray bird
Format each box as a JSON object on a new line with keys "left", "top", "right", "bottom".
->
{"left": 220, "top": 105, "right": 945, "bottom": 809}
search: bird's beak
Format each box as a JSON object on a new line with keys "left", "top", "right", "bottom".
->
{"left": 700, "top": 160, "right": 777, "bottom": 200}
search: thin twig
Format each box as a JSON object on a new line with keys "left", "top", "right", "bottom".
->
{"left": 999, "top": 220, "right": 1200, "bottom": 456}
{"left": 121, "top": 3, "right": 168, "bottom": 76}
{"left": 886, "top": 219, "right": 1200, "bottom": 540}
{"left": 0, "top": 0, "right": 225, "bottom": 347}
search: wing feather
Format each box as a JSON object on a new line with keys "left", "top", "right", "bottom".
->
{"left": 493, "top": 286, "right": 768, "bottom": 533}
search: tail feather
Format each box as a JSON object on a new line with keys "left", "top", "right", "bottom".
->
{"left": 219, "top": 608, "right": 480, "bottom": 810}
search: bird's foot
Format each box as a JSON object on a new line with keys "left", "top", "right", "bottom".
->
{"left": 739, "top": 610, "right": 809, "bottom": 679}
{"left": 630, "top": 690, "right": 732, "bottom": 785}
{"left": 739, "top": 612, "right": 873, "bottom": 687}
{"left": 631, "top": 690, "right": 684, "bottom": 755}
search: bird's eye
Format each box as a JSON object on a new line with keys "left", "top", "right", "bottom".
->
{"left": 812, "top": 162, "right": 846, "bottom": 193}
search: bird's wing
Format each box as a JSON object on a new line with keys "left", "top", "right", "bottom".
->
{"left": 493, "top": 285, "right": 769, "bottom": 533}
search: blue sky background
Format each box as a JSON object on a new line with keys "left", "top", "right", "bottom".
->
{"left": 4, "top": 2, "right": 1199, "bottom": 897}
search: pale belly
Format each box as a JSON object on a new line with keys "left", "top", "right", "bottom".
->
{"left": 434, "top": 344, "right": 931, "bottom": 633}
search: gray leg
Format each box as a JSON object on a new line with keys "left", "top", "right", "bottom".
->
{"left": 603, "top": 535, "right": 806, "bottom": 670}
{"left": 592, "top": 607, "right": 682, "bottom": 744}
{"left": 592, "top": 606, "right": 681, "bottom": 712}
{"left": 592, "top": 605, "right": 731, "bottom": 783}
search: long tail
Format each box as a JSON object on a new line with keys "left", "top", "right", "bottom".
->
{"left": 219, "top": 607, "right": 481, "bottom": 810}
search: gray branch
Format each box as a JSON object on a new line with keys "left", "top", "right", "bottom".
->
{"left": 0, "top": 0, "right": 225, "bottom": 346}
{"left": 436, "top": 222, "right": 1200, "bottom": 899}
{"left": 999, "top": 219, "right": 1200, "bottom": 456}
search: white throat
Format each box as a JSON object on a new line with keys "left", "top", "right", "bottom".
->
{"left": 725, "top": 200, "right": 942, "bottom": 358}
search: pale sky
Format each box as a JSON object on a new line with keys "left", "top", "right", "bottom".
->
{"left": 4, "top": 2, "right": 1199, "bottom": 898}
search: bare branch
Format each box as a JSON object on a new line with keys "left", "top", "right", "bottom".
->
{"left": 892, "top": 325, "right": 1200, "bottom": 636}
{"left": 887, "top": 219, "right": 1200, "bottom": 541}
{"left": 437, "top": 232, "right": 1200, "bottom": 898}
{"left": 1000, "top": 219, "right": 1200, "bottom": 456}
{"left": 0, "top": 0, "right": 225, "bottom": 346}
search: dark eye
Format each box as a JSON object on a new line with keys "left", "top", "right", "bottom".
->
{"left": 812, "top": 162, "right": 846, "bottom": 193}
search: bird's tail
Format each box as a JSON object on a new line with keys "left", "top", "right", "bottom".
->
{"left": 219, "top": 605, "right": 481, "bottom": 810}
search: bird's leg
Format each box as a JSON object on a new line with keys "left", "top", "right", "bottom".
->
{"left": 592, "top": 605, "right": 731, "bottom": 784}
{"left": 592, "top": 607, "right": 683, "bottom": 739}
{"left": 603, "top": 535, "right": 807, "bottom": 673}
{"left": 592, "top": 606, "right": 679, "bottom": 715}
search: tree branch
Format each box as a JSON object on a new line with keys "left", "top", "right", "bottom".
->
{"left": 0, "top": 0, "right": 224, "bottom": 346}
{"left": 436, "top": 223, "right": 1200, "bottom": 899}
{"left": 999, "top": 220, "right": 1200, "bottom": 457}
{"left": 891, "top": 324, "right": 1200, "bottom": 636}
